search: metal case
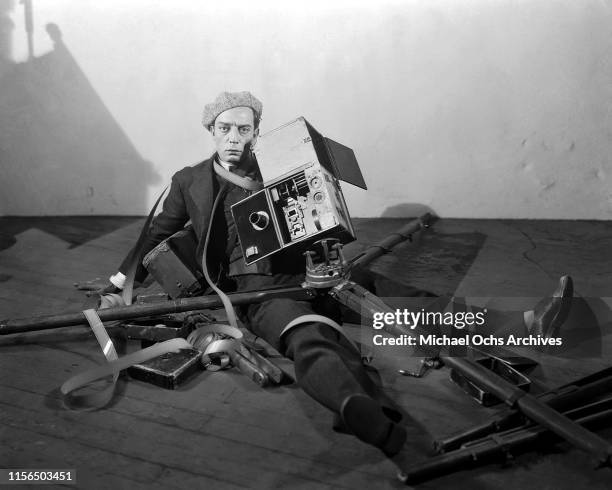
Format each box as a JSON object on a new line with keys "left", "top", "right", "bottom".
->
{"left": 127, "top": 348, "right": 202, "bottom": 389}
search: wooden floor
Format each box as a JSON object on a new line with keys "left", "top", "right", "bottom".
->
{"left": 1, "top": 217, "right": 611, "bottom": 489}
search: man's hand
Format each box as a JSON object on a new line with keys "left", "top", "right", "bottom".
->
{"left": 74, "top": 278, "right": 121, "bottom": 297}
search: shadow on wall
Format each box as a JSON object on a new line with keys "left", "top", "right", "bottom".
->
{"left": 380, "top": 203, "right": 437, "bottom": 219}
{"left": 0, "top": 3, "right": 159, "bottom": 215}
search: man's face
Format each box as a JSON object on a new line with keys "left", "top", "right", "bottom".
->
{"left": 211, "top": 106, "right": 258, "bottom": 164}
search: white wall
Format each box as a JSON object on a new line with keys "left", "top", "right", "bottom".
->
{"left": 1, "top": 0, "right": 611, "bottom": 218}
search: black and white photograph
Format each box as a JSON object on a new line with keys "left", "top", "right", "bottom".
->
{"left": 1, "top": 1, "right": 611, "bottom": 488}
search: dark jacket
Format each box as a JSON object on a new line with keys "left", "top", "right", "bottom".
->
{"left": 119, "top": 156, "right": 224, "bottom": 283}
{"left": 120, "top": 155, "right": 293, "bottom": 285}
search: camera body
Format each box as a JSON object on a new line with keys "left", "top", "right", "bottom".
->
{"left": 231, "top": 117, "right": 366, "bottom": 265}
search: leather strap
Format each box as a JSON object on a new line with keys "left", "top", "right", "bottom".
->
{"left": 121, "top": 187, "right": 168, "bottom": 305}
{"left": 61, "top": 308, "right": 192, "bottom": 410}
{"left": 280, "top": 314, "right": 358, "bottom": 350}
{"left": 199, "top": 182, "right": 241, "bottom": 331}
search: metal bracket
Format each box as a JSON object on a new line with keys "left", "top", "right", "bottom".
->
{"left": 302, "top": 239, "right": 348, "bottom": 288}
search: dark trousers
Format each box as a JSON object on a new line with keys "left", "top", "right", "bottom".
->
{"left": 235, "top": 272, "right": 373, "bottom": 413}
{"left": 235, "top": 268, "right": 450, "bottom": 414}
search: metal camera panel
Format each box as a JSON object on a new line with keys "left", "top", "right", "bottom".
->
{"left": 253, "top": 116, "right": 367, "bottom": 190}
{"left": 272, "top": 164, "right": 351, "bottom": 245}
{"left": 253, "top": 117, "right": 323, "bottom": 185}
{"left": 232, "top": 162, "right": 355, "bottom": 265}
{"left": 231, "top": 189, "right": 282, "bottom": 263}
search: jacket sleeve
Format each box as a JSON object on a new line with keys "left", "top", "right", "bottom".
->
{"left": 118, "top": 173, "right": 190, "bottom": 284}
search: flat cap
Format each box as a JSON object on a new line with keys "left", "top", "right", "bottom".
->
{"left": 202, "top": 91, "right": 263, "bottom": 130}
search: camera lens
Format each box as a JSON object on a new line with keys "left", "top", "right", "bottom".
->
{"left": 249, "top": 211, "right": 270, "bottom": 231}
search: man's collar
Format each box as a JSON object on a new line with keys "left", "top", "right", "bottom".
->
{"left": 213, "top": 153, "right": 260, "bottom": 180}
{"left": 216, "top": 157, "right": 236, "bottom": 172}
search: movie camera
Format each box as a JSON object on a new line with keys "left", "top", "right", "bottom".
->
{"left": 231, "top": 116, "right": 367, "bottom": 265}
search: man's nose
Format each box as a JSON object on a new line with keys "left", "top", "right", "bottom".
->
{"left": 227, "top": 126, "right": 240, "bottom": 143}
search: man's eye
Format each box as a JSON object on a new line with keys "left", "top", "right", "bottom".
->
{"left": 218, "top": 126, "right": 230, "bottom": 133}
{"left": 239, "top": 127, "right": 251, "bottom": 135}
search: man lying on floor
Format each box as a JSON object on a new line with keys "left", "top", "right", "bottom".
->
{"left": 76, "top": 91, "right": 575, "bottom": 472}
